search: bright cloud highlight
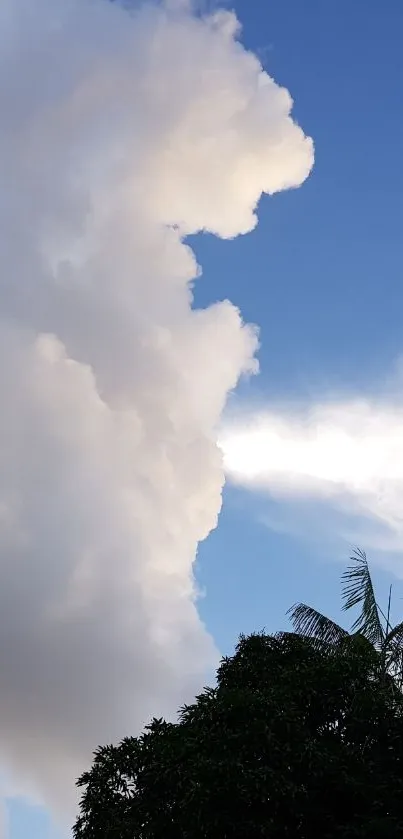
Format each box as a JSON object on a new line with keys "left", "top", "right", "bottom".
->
{"left": 220, "top": 400, "right": 403, "bottom": 545}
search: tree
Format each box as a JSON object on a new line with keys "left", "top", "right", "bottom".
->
{"left": 74, "top": 631, "right": 403, "bottom": 839}
{"left": 289, "top": 548, "right": 403, "bottom": 683}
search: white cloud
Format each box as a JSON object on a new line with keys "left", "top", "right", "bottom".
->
{"left": 0, "top": 0, "right": 313, "bottom": 827}
{"left": 220, "top": 399, "right": 403, "bottom": 553}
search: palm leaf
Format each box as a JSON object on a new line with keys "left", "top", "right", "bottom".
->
{"left": 341, "top": 548, "right": 385, "bottom": 648}
{"left": 387, "top": 646, "right": 403, "bottom": 690}
{"left": 385, "top": 619, "right": 403, "bottom": 648}
{"left": 385, "top": 620, "right": 403, "bottom": 684}
{"left": 288, "top": 603, "right": 348, "bottom": 646}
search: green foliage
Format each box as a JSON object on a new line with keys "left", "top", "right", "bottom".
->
{"left": 74, "top": 631, "right": 403, "bottom": 839}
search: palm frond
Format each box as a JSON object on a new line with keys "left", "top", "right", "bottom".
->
{"left": 386, "top": 584, "right": 393, "bottom": 634}
{"left": 288, "top": 603, "right": 348, "bottom": 646}
{"left": 387, "top": 643, "right": 403, "bottom": 690}
{"left": 341, "top": 548, "right": 385, "bottom": 648}
{"left": 385, "top": 619, "right": 403, "bottom": 648}
{"left": 384, "top": 621, "right": 403, "bottom": 685}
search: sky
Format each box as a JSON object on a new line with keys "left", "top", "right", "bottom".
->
{"left": 1, "top": 0, "right": 403, "bottom": 836}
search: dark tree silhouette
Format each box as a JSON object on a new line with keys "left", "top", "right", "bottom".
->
{"left": 74, "top": 630, "right": 403, "bottom": 838}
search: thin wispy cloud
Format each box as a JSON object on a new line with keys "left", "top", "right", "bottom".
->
{"left": 0, "top": 0, "right": 313, "bottom": 828}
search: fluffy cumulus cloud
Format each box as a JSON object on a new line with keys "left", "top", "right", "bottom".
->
{"left": 220, "top": 399, "right": 403, "bottom": 553}
{"left": 0, "top": 0, "right": 313, "bottom": 828}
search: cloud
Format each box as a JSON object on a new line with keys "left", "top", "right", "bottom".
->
{"left": 0, "top": 0, "right": 313, "bottom": 826}
{"left": 220, "top": 398, "right": 403, "bottom": 554}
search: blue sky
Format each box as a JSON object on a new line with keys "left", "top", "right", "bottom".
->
{"left": 7, "top": 800, "right": 63, "bottom": 839}
{"left": 194, "top": 0, "right": 403, "bottom": 651}
{"left": 7, "top": 0, "right": 403, "bottom": 836}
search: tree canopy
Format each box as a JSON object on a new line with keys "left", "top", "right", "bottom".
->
{"left": 74, "top": 629, "right": 403, "bottom": 838}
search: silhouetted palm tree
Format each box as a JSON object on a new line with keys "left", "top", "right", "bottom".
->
{"left": 288, "top": 548, "right": 403, "bottom": 685}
